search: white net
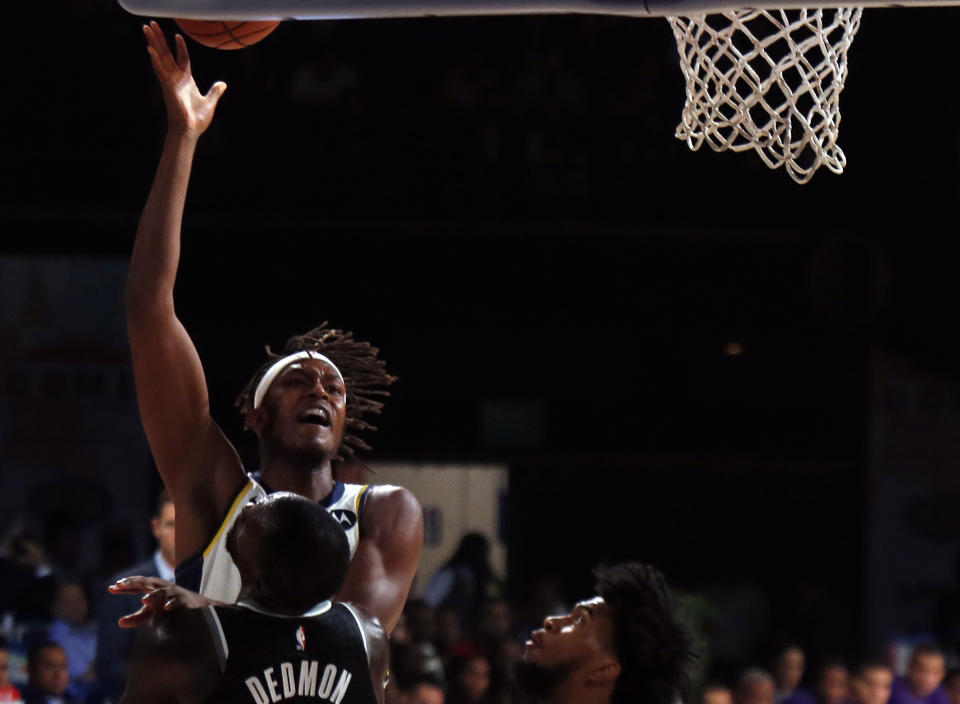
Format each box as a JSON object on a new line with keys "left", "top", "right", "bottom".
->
{"left": 667, "top": 8, "right": 863, "bottom": 183}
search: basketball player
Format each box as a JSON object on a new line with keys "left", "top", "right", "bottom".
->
{"left": 118, "top": 493, "right": 387, "bottom": 704}
{"left": 128, "top": 22, "right": 422, "bottom": 633}
{"left": 515, "top": 562, "right": 694, "bottom": 704}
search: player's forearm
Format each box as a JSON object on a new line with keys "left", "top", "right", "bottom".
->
{"left": 126, "top": 129, "right": 199, "bottom": 317}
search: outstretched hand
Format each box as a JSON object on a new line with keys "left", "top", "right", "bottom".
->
{"left": 143, "top": 21, "right": 226, "bottom": 137}
{"left": 109, "top": 575, "right": 219, "bottom": 628}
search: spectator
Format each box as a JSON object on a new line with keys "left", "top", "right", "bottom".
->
{"left": 736, "top": 670, "right": 777, "bottom": 704}
{"left": 476, "top": 599, "right": 513, "bottom": 649}
{"left": 445, "top": 655, "right": 493, "bottom": 704}
{"left": 392, "top": 642, "right": 433, "bottom": 694}
{"left": 0, "top": 531, "right": 57, "bottom": 623}
{"left": 850, "top": 661, "right": 893, "bottom": 704}
{"left": 816, "top": 662, "right": 850, "bottom": 704}
{"left": 518, "top": 576, "right": 568, "bottom": 638}
{"left": 704, "top": 684, "right": 735, "bottom": 704}
{"left": 942, "top": 671, "right": 960, "bottom": 704}
{"left": 943, "top": 671, "right": 960, "bottom": 704}
{"left": 20, "top": 641, "right": 75, "bottom": 704}
{"left": 774, "top": 644, "right": 808, "bottom": 704}
{"left": 94, "top": 491, "right": 174, "bottom": 702}
{"left": 46, "top": 581, "right": 96, "bottom": 703}
{"left": 404, "top": 600, "right": 445, "bottom": 686}
{"left": 0, "top": 639, "right": 22, "bottom": 704}
{"left": 434, "top": 607, "right": 468, "bottom": 661}
{"left": 487, "top": 637, "right": 525, "bottom": 704}
{"left": 891, "top": 646, "right": 949, "bottom": 704}
{"left": 404, "top": 678, "right": 446, "bottom": 704}
{"left": 424, "top": 534, "right": 503, "bottom": 638}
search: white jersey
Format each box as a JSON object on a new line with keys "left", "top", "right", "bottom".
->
{"left": 176, "top": 474, "right": 369, "bottom": 603}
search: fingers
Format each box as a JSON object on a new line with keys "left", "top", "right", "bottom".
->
{"left": 109, "top": 575, "right": 173, "bottom": 594}
{"left": 115, "top": 587, "right": 184, "bottom": 627}
{"left": 143, "top": 21, "right": 177, "bottom": 74}
{"left": 175, "top": 33, "right": 191, "bottom": 73}
{"left": 145, "top": 45, "right": 163, "bottom": 76}
{"left": 117, "top": 604, "right": 152, "bottom": 629}
{"left": 206, "top": 81, "right": 227, "bottom": 104}
{"left": 141, "top": 587, "right": 175, "bottom": 604}
{"left": 143, "top": 21, "right": 166, "bottom": 56}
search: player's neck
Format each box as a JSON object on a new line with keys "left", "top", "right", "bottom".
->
{"left": 541, "top": 684, "right": 612, "bottom": 704}
{"left": 237, "top": 589, "right": 324, "bottom": 618}
{"left": 258, "top": 456, "right": 336, "bottom": 502}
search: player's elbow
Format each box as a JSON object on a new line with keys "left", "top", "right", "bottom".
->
{"left": 124, "top": 280, "right": 174, "bottom": 325}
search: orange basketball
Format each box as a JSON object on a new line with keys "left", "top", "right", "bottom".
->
{"left": 174, "top": 19, "right": 280, "bottom": 50}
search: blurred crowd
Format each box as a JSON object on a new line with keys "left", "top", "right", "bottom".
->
{"left": 2, "top": 493, "right": 960, "bottom": 704}
{"left": 697, "top": 644, "right": 960, "bottom": 704}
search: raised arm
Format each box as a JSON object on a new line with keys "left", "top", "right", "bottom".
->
{"left": 337, "top": 486, "right": 423, "bottom": 634}
{"left": 127, "top": 23, "right": 243, "bottom": 560}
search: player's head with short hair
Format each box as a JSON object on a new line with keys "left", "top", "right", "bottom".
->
{"left": 235, "top": 323, "right": 396, "bottom": 461}
{"left": 517, "top": 561, "right": 694, "bottom": 704}
{"left": 226, "top": 492, "right": 350, "bottom": 613}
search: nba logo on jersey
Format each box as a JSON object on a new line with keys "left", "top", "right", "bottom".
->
{"left": 295, "top": 625, "right": 306, "bottom": 651}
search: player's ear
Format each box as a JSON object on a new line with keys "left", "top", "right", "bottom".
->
{"left": 245, "top": 407, "right": 267, "bottom": 435}
{"left": 586, "top": 659, "right": 621, "bottom": 686}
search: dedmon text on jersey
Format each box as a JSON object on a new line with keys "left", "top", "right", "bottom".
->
{"left": 244, "top": 661, "right": 354, "bottom": 704}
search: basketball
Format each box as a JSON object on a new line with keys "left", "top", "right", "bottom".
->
{"left": 174, "top": 19, "right": 280, "bottom": 50}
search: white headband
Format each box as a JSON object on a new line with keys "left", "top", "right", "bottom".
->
{"left": 252, "top": 350, "right": 345, "bottom": 410}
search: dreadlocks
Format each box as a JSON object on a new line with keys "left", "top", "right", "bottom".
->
{"left": 236, "top": 322, "right": 396, "bottom": 458}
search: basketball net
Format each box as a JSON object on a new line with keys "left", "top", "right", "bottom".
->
{"left": 667, "top": 8, "right": 863, "bottom": 183}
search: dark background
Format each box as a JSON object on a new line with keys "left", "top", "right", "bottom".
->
{"left": 3, "top": 0, "right": 960, "bottom": 662}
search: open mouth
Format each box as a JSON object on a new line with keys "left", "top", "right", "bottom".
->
{"left": 297, "top": 407, "right": 331, "bottom": 427}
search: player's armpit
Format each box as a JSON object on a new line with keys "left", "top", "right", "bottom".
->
{"left": 336, "top": 486, "right": 423, "bottom": 635}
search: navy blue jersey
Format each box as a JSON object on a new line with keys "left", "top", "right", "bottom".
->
{"left": 201, "top": 601, "right": 378, "bottom": 704}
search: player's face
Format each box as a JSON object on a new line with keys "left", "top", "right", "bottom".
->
{"left": 853, "top": 668, "right": 893, "bottom": 704}
{"left": 524, "top": 597, "right": 615, "bottom": 670}
{"left": 30, "top": 646, "right": 69, "bottom": 695}
{"left": 255, "top": 359, "right": 347, "bottom": 461}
